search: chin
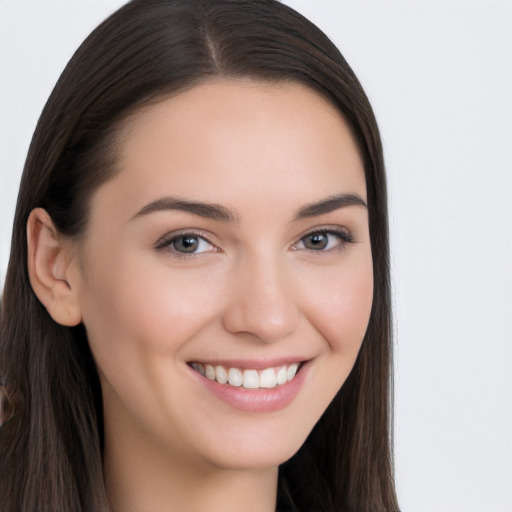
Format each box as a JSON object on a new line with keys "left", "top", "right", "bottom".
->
{"left": 206, "top": 439, "right": 305, "bottom": 472}
{"left": 185, "top": 412, "right": 318, "bottom": 472}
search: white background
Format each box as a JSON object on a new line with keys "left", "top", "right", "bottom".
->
{"left": 1, "top": 1, "right": 511, "bottom": 511}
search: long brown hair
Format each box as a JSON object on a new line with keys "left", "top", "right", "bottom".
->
{"left": 0, "top": 1, "right": 398, "bottom": 510}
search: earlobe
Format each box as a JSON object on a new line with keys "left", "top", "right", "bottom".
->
{"left": 26, "top": 208, "right": 82, "bottom": 327}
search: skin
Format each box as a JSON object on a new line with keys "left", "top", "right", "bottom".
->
{"left": 28, "top": 79, "right": 373, "bottom": 512}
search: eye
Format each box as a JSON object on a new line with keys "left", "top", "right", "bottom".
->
{"left": 155, "top": 232, "right": 217, "bottom": 256}
{"left": 295, "top": 229, "right": 351, "bottom": 252}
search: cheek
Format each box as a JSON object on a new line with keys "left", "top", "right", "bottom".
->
{"left": 302, "top": 252, "right": 374, "bottom": 355}
{"left": 78, "top": 254, "right": 229, "bottom": 437}
{"left": 79, "top": 252, "right": 225, "bottom": 365}
{"left": 284, "top": 250, "right": 373, "bottom": 443}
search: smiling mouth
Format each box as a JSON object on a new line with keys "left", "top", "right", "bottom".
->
{"left": 188, "top": 362, "right": 304, "bottom": 390}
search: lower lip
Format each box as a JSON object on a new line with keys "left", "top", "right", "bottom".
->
{"left": 189, "top": 362, "right": 310, "bottom": 413}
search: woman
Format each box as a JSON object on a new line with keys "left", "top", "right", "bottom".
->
{"left": 0, "top": 1, "right": 398, "bottom": 510}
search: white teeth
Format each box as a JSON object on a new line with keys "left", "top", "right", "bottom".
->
{"left": 286, "top": 363, "right": 299, "bottom": 382}
{"left": 259, "top": 368, "right": 277, "bottom": 388}
{"left": 243, "top": 369, "right": 259, "bottom": 389}
{"left": 215, "top": 365, "right": 228, "bottom": 384}
{"left": 276, "top": 366, "right": 287, "bottom": 385}
{"left": 205, "top": 364, "right": 216, "bottom": 381}
{"left": 191, "top": 362, "right": 302, "bottom": 388}
{"left": 228, "top": 368, "right": 243, "bottom": 387}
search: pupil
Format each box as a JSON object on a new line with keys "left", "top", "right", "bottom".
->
{"left": 175, "top": 236, "right": 199, "bottom": 253}
{"left": 306, "top": 233, "right": 328, "bottom": 250}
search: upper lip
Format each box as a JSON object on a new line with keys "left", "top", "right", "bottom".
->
{"left": 187, "top": 357, "right": 311, "bottom": 370}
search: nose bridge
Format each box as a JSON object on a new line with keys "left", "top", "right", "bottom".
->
{"left": 222, "top": 249, "right": 300, "bottom": 342}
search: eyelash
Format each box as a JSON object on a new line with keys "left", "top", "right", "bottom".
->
{"left": 155, "top": 227, "right": 354, "bottom": 259}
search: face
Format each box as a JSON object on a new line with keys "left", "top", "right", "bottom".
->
{"left": 72, "top": 80, "right": 373, "bottom": 471}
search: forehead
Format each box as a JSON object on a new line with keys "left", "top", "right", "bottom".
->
{"left": 92, "top": 79, "right": 366, "bottom": 222}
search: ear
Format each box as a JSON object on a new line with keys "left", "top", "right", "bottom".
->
{"left": 26, "top": 208, "right": 82, "bottom": 327}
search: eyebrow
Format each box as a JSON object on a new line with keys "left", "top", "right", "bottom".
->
{"left": 132, "top": 197, "right": 240, "bottom": 224}
{"left": 294, "top": 193, "right": 367, "bottom": 220}
{"left": 132, "top": 192, "right": 367, "bottom": 224}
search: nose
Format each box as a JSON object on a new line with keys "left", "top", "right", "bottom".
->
{"left": 221, "top": 254, "right": 301, "bottom": 343}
